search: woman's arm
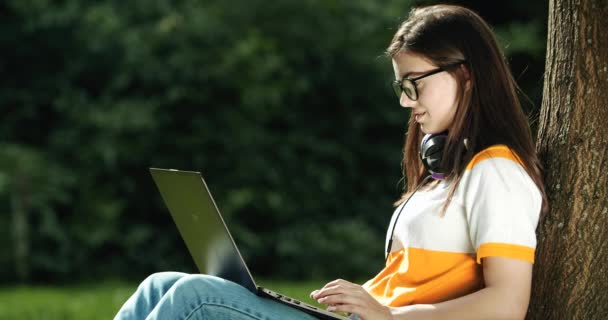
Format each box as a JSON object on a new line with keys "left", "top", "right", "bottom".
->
{"left": 312, "top": 256, "right": 532, "bottom": 320}
{"left": 391, "top": 256, "right": 532, "bottom": 320}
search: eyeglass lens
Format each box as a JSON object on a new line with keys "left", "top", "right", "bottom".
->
{"left": 393, "top": 79, "right": 417, "bottom": 100}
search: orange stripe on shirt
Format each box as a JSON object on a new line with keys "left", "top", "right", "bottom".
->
{"left": 363, "top": 248, "right": 483, "bottom": 306}
{"left": 476, "top": 242, "right": 535, "bottom": 263}
{"left": 465, "top": 145, "right": 524, "bottom": 170}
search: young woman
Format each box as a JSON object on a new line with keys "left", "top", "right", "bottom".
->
{"left": 114, "top": 4, "right": 547, "bottom": 320}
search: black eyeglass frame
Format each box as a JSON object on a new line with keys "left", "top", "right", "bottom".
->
{"left": 392, "top": 61, "right": 466, "bottom": 101}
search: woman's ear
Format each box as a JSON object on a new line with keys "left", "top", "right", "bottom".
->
{"left": 460, "top": 64, "right": 472, "bottom": 91}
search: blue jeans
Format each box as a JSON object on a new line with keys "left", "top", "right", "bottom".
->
{"left": 113, "top": 272, "right": 320, "bottom": 320}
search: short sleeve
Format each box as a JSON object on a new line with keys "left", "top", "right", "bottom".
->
{"left": 462, "top": 147, "right": 542, "bottom": 264}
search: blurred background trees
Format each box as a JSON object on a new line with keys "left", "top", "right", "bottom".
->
{"left": 0, "top": 0, "right": 547, "bottom": 283}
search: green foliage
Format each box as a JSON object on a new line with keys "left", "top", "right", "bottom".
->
{"left": 0, "top": 0, "right": 547, "bottom": 283}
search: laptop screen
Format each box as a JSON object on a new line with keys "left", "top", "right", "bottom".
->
{"left": 150, "top": 168, "right": 257, "bottom": 293}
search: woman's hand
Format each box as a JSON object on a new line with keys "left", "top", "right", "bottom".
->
{"left": 310, "top": 279, "right": 393, "bottom": 320}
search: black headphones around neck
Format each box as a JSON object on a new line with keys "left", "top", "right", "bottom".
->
{"left": 420, "top": 132, "right": 448, "bottom": 180}
{"left": 385, "top": 131, "right": 449, "bottom": 261}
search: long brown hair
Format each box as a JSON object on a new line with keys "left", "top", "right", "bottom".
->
{"left": 389, "top": 5, "right": 548, "bottom": 214}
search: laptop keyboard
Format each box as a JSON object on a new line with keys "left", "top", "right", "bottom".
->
{"left": 259, "top": 287, "right": 348, "bottom": 319}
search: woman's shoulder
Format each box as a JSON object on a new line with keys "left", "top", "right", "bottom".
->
{"left": 459, "top": 144, "right": 539, "bottom": 198}
{"left": 465, "top": 144, "right": 524, "bottom": 172}
{"left": 459, "top": 144, "right": 537, "bottom": 193}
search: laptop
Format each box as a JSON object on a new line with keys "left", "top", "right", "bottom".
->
{"left": 149, "top": 168, "right": 349, "bottom": 320}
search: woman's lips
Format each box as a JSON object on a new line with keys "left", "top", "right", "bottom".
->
{"left": 414, "top": 112, "right": 426, "bottom": 122}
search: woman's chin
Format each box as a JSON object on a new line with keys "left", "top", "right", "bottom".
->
{"left": 419, "top": 125, "right": 432, "bottom": 134}
{"left": 420, "top": 124, "right": 448, "bottom": 135}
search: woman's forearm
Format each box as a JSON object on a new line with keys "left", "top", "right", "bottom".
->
{"left": 390, "top": 286, "right": 529, "bottom": 320}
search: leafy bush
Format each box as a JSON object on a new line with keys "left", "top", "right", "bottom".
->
{"left": 0, "top": 0, "right": 546, "bottom": 282}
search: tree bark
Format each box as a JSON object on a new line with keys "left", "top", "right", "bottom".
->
{"left": 529, "top": 0, "right": 608, "bottom": 319}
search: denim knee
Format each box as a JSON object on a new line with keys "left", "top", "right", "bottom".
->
{"left": 145, "top": 274, "right": 245, "bottom": 319}
{"left": 114, "top": 272, "right": 189, "bottom": 320}
{"left": 141, "top": 274, "right": 317, "bottom": 320}
{"left": 169, "top": 274, "right": 234, "bottom": 301}
{"left": 141, "top": 272, "right": 187, "bottom": 290}
{"left": 138, "top": 272, "right": 187, "bottom": 297}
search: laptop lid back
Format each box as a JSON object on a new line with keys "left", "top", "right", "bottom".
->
{"left": 149, "top": 168, "right": 257, "bottom": 293}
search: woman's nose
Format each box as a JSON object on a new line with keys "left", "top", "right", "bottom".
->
{"left": 399, "top": 92, "right": 415, "bottom": 108}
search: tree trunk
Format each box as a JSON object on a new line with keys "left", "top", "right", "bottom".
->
{"left": 529, "top": 0, "right": 608, "bottom": 319}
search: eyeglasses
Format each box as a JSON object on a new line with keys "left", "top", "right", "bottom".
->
{"left": 391, "top": 62, "right": 465, "bottom": 101}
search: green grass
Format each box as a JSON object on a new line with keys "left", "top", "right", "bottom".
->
{"left": 0, "top": 281, "right": 136, "bottom": 320}
{"left": 0, "top": 280, "right": 328, "bottom": 320}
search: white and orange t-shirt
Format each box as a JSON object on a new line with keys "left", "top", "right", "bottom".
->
{"left": 363, "top": 145, "right": 542, "bottom": 306}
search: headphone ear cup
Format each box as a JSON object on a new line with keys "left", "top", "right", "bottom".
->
{"left": 420, "top": 133, "right": 447, "bottom": 178}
